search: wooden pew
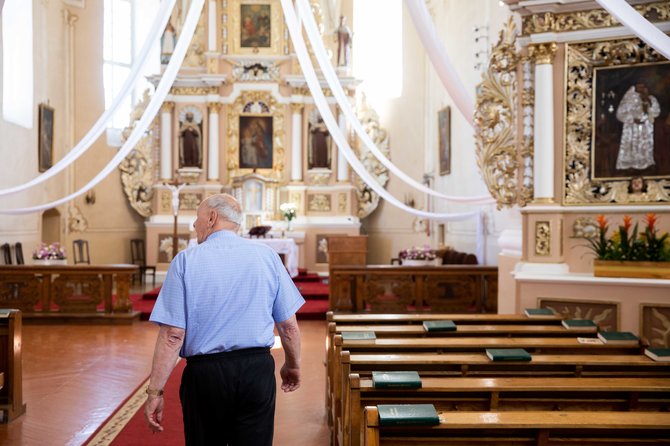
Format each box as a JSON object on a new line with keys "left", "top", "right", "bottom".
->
{"left": 347, "top": 376, "right": 670, "bottom": 446}
{"left": 327, "top": 311, "right": 564, "bottom": 325}
{"left": 329, "top": 336, "right": 643, "bottom": 445}
{"left": 0, "top": 309, "right": 25, "bottom": 422}
{"left": 363, "top": 407, "right": 670, "bottom": 446}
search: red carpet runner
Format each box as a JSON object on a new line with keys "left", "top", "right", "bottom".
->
{"left": 84, "top": 361, "right": 186, "bottom": 446}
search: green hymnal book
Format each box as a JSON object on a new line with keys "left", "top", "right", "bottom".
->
{"left": 597, "top": 331, "right": 639, "bottom": 345}
{"left": 486, "top": 348, "right": 532, "bottom": 362}
{"left": 644, "top": 348, "right": 670, "bottom": 362}
{"left": 372, "top": 371, "right": 422, "bottom": 389}
{"left": 524, "top": 308, "right": 555, "bottom": 318}
{"left": 561, "top": 319, "right": 598, "bottom": 331}
{"left": 0, "top": 309, "right": 12, "bottom": 318}
{"left": 341, "top": 331, "right": 376, "bottom": 342}
{"left": 422, "top": 320, "right": 456, "bottom": 332}
{"left": 377, "top": 404, "right": 440, "bottom": 426}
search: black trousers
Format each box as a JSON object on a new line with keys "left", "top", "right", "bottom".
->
{"left": 180, "top": 347, "right": 276, "bottom": 446}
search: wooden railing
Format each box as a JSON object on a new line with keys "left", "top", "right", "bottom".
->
{"left": 0, "top": 265, "right": 139, "bottom": 323}
{"left": 329, "top": 265, "right": 498, "bottom": 313}
{"left": 0, "top": 309, "right": 25, "bottom": 422}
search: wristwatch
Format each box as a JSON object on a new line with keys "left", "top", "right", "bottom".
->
{"left": 146, "top": 388, "right": 164, "bottom": 397}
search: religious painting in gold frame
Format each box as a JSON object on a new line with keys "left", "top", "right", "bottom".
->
{"left": 227, "top": 90, "right": 285, "bottom": 179}
{"left": 564, "top": 38, "right": 670, "bottom": 205}
{"left": 591, "top": 62, "right": 670, "bottom": 182}
{"left": 38, "top": 103, "right": 55, "bottom": 172}
{"left": 227, "top": 0, "right": 284, "bottom": 56}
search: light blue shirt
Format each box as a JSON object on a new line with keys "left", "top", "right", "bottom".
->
{"left": 150, "top": 230, "right": 305, "bottom": 357}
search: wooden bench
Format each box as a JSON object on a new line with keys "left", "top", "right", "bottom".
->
{"left": 0, "top": 309, "right": 25, "bottom": 422}
{"left": 329, "top": 336, "right": 644, "bottom": 445}
{"left": 363, "top": 407, "right": 670, "bottom": 445}
{"left": 328, "top": 311, "right": 563, "bottom": 325}
{"left": 346, "top": 376, "right": 670, "bottom": 446}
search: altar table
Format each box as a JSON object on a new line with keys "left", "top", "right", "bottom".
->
{"left": 250, "top": 238, "right": 299, "bottom": 277}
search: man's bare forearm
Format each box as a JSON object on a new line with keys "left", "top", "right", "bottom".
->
{"left": 148, "top": 324, "right": 185, "bottom": 390}
{"left": 276, "top": 315, "right": 301, "bottom": 368}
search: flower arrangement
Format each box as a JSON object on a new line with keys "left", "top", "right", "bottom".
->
{"left": 587, "top": 213, "right": 670, "bottom": 262}
{"left": 399, "top": 245, "right": 437, "bottom": 261}
{"left": 33, "top": 242, "right": 66, "bottom": 260}
{"left": 279, "top": 202, "right": 297, "bottom": 222}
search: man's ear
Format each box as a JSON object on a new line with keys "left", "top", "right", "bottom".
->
{"left": 209, "top": 209, "right": 217, "bottom": 225}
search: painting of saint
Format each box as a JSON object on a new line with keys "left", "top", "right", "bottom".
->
{"left": 438, "top": 106, "right": 450, "bottom": 175}
{"left": 240, "top": 4, "right": 271, "bottom": 48}
{"left": 239, "top": 116, "right": 273, "bottom": 169}
{"left": 38, "top": 104, "right": 54, "bottom": 172}
{"left": 592, "top": 62, "right": 670, "bottom": 180}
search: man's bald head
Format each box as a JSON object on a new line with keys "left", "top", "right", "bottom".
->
{"left": 202, "top": 194, "right": 243, "bottom": 227}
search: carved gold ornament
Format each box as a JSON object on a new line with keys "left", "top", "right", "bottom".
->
{"left": 352, "top": 95, "right": 391, "bottom": 219}
{"left": 169, "top": 86, "right": 219, "bottom": 96}
{"left": 226, "top": 90, "right": 285, "bottom": 179}
{"left": 119, "top": 93, "right": 158, "bottom": 218}
{"left": 308, "top": 193, "right": 331, "bottom": 212}
{"left": 521, "top": 2, "right": 670, "bottom": 35}
{"left": 528, "top": 43, "right": 557, "bottom": 65}
{"left": 535, "top": 221, "right": 551, "bottom": 256}
{"left": 564, "top": 39, "right": 670, "bottom": 204}
{"left": 474, "top": 19, "right": 531, "bottom": 209}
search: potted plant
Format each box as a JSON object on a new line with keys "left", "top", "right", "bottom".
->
{"left": 398, "top": 245, "right": 437, "bottom": 266}
{"left": 280, "top": 202, "right": 297, "bottom": 232}
{"left": 32, "top": 242, "right": 67, "bottom": 265}
{"left": 588, "top": 214, "right": 670, "bottom": 279}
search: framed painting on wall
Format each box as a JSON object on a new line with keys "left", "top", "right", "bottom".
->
{"left": 438, "top": 106, "right": 451, "bottom": 175}
{"left": 38, "top": 103, "right": 54, "bottom": 172}
{"left": 239, "top": 116, "right": 273, "bottom": 169}
{"left": 228, "top": 0, "right": 284, "bottom": 56}
{"left": 591, "top": 62, "right": 670, "bottom": 181}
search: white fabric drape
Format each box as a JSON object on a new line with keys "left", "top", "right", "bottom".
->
{"left": 0, "top": 0, "right": 176, "bottom": 197}
{"left": 595, "top": 0, "right": 670, "bottom": 61}
{"left": 296, "top": 0, "right": 494, "bottom": 205}
{"left": 0, "top": 0, "right": 204, "bottom": 214}
{"left": 280, "top": 0, "right": 480, "bottom": 222}
{"left": 404, "top": 0, "right": 475, "bottom": 125}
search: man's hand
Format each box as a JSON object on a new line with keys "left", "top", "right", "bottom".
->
{"left": 144, "top": 395, "right": 165, "bottom": 432}
{"left": 280, "top": 364, "right": 301, "bottom": 392}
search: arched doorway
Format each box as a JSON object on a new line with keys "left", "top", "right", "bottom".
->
{"left": 41, "top": 209, "right": 61, "bottom": 245}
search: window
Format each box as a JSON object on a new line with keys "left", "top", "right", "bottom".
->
{"left": 103, "top": 0, "right": 160, "bottom": 145}
{"left": 2, "top": 0, "right": 33, "bottom": 128}
{"left": 353, "top": 0, "right": 402, "bottom": 100}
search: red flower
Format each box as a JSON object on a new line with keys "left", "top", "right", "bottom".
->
{"left": 645, "top": 213, "right": 657, "bottom": 233}
{"left": 622, "top": 215, "right": 632, "bottom": 232}
{"left": 596, "top": 215, "right": 607, "bottom": 230}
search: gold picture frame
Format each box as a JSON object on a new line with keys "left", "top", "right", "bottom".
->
{"left": 38, "top": 103, "right": 54, "bottom": 172}
{"left": 226, "top": 0, "right": 285, "bottom": 56}
{"left": 564, "top": 38, "right": 670, "bottom": 205}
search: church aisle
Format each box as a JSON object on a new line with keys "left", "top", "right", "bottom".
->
{"left": 0, "top": 319, "right": 328, "bottom": 445}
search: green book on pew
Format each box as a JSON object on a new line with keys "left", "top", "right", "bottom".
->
{"left": 524, "top": 308, "right": 555, "bottom": 318}
{"left": 422, "top": 320, "right": 456, "bottom": 332}
{"left": 341, "top": 331, "right": 376, "bottom": 343}
{"left": 561, "top": 319, "right": 598, "bottom": 331}
{"left": 378, "top": 404, "right": 440, "bottom": 426}
{"left": 372, "top": 371, "right": 422, "bottom": 389}
{"left": 597, "top": 331, "right": 639, "bottom": 345}
{"left": 486, "top": 348, "right": 532, "bottom": 362}
{"left": 645, "top": 348, "right": 670, "bottom": 362}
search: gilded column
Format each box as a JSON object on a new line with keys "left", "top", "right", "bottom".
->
{"left": 207, "top": 102, "right": 221, "bottom": 181}
{"left": 337, "top": 111, "right": 349, "bottom": 182}
{"left": 529, "top": 43, "right": 557, "bottom": 203}
{"left": 291, "top": 103, "right": 304, "bottom": 182}
{"left": 160, "top": 102, "right": 175, "bottom": 180}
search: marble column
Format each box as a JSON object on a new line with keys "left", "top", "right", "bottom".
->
{"left": 530, "top": 43, "right": 557, "bottom": 204}
{"left": 160, "top": 102, "right": 175, "bottom": 180}
{"left": 291, "top": 103, "right": 304, "bottom": 182}
{"left": 337, "top": 111, "right": 349, "bottom": 182}
{"left": 207, "top": 102, "right": 221, "bottom": 181}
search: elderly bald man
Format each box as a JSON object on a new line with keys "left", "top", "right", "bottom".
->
{"left": 144, "top": 193, "right": 304, "bottom": 446}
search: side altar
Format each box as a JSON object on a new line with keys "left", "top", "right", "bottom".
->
{"left": 119, "top": 0, "right": 390, "bottom": 274}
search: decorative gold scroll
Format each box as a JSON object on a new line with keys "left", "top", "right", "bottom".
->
{"left": 474, "top": 18, "right": 531, "bottom": 209}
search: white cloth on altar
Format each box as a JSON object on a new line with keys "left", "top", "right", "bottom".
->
{"left": 251, "top": 238, "right": 299, "bottom": 277}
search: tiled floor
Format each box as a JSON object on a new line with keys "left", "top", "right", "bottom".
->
{"left": 0, "top": 283, "right": 329, "bottom": 445}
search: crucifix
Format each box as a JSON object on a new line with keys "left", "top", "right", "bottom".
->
{"left": 164, "top": 177, "right": 186, "bottom": 259}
